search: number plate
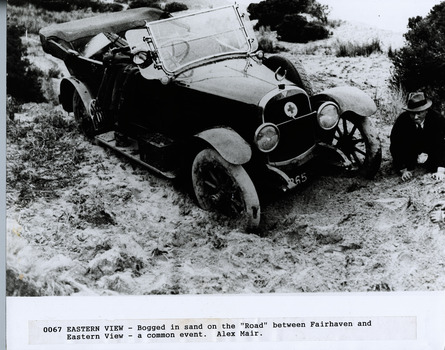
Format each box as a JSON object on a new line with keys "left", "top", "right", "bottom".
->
{"left": 290, "top": 172, "right": 308, "bottom": 186}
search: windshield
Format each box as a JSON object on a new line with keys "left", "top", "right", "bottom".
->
{"left": 147, "top": 6, "right": 254, "bottom": 73}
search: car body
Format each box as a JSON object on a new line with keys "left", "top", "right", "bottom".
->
{"left": 40, "top": 5, "right": 382, "bottom": 230}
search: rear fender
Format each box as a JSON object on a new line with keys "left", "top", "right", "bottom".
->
{"left": 60, "top": 77, "right": 94, "bottom": 113}
{"left": 195, "top": 128, "right": 252, "bottom": 165}
{"left": 312, "top": 86, "right": 377, "bottom": 117}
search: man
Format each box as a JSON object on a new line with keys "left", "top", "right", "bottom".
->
{"left": 390, "top": 92, "right": 445, "bottom": 181}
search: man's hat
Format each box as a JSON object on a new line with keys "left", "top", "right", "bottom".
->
{"left": 404, "top": 92, "right": 432, "bottom": 112}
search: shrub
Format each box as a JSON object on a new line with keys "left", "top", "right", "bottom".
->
{"left": 248, "top": 0, "right": 330, "bottom": 43}
{"left": 128, "top": 0, "right": 162, "bottom": 9}
{"left": 47, "top": 67, "right": 62, "bottom": 79}
{"left": 164, "top": 2, "right": 188, "bottom": 13}
{"left": 247, "top": 0, "right": 329, "bottom": 28}
{"left": 277, "top": 13, "right": 329, "bottom": 43}
{"left": 390, "top": 2, "right": 445, "bottom": 110}
{"left": 256, "top": 26, "right": 278, "bottom": 53}
{"left": 7, "top": 24, "right": 46, "bottom": 103}
{"left": 387, "top": 46, "right": 396, "bottom": 59}
{"left": 335, "top": 38, "right": 382, "bottom": 57}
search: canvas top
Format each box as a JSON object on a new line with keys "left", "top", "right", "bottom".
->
{"left": 39, "top": 7, "right": 168, "bottom": 54}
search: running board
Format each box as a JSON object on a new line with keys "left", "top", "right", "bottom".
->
{"left": 95, "top": 131, "right": 177, "bottom": 179}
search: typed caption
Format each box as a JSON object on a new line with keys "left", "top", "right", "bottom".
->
{"left": 29, "top": 316, "right": 416, "bottom": 345}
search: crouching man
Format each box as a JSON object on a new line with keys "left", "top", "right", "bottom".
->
{"left": 390, "top": 92, "right": 445, "bottom": 181}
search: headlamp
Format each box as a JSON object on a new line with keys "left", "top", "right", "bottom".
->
{"left": 317, "top": 102, "right": 339, "bottom": 130}
{"left": 254, "top": 123, "right": 280, "bottom": 153}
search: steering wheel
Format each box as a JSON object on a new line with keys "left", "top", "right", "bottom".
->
{"left": 162, "top": 38, "right": 190, "bottom": 68}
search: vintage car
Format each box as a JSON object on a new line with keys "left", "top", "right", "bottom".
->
{"left": 40, "top": 5, "right": 381, "bottom": 230}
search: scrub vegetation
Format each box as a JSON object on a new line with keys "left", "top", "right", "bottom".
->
{"left": 390, "top": 2, "right": 445, "bottom": 112}
{"left": 247, "top": 0, "right": 331, "bottom": 43}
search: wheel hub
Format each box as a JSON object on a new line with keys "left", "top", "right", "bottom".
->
{"left": 337, "top": 135, "right": 355, "bottom": 154}
{"left": 211, "top": 192, "right": 223, "bottom": 203}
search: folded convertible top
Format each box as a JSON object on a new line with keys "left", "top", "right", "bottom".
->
{"left": 39, "top": 7, "right": 169, "bottom": 59}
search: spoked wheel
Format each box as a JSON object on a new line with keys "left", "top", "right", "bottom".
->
{"left": 192, "top": 149, "right": 260, "bottom": 230}
{"left": 73, "top": 90, "right": 96, "bottom": 138}
{"left": 331, "top": 113, "right": 381, "bottom": 178}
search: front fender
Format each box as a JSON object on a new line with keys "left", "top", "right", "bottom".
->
{"left": 312, "top": 86, "right": 377, "bottom": 117}
{"left": 60, "top": 77, "right": 94, "bottom": 113}
{"left": 195, "top": 128, "right": 252, "bottom": 165}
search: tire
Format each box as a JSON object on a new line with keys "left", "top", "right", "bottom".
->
{"left": 264, "top": 55, "right": 314, "bottom": 96}
{"left": 73, "top": 90, "right": 95, "bottom": 138}
{"left": 331, "top": 113, "right": 382, "bottom": 178}
{"left": 192, "top": 149, "right": 260, "bottom": 230}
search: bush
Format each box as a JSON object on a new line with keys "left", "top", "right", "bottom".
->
{"left": 164, "top": 2, "right": 188, "bottom": 13}
{"left": 256, "top": 26, "right": 278, "bottom": 53}
{"left": 276, "top": 13, "right": 329, "bottom": 43}
{"left": 390, "top": 2, "right": 445, "bottom": 110}
{"left": 335, "top": 38, "right": 382, "bottom": 57}
{"left": 128, "top": 0, "right": 161, "bottom": 9}
{"left": 248, "top": 0, "right": 330, "bottom": 43}
{"left": 7, "top": 24, "right": 46, "bottom": 103}
{"left": 248, "top": 0, "right": 329, "bottom": 28}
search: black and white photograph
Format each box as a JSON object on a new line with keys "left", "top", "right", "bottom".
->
{"left": 4, "top": 0, "right": 445, "bottom": 347}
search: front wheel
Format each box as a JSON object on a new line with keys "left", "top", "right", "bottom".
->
{"left": 192, "top": 149, "right": 260, "bottom": 230}
{"left": 331, "top": 113, "right": 382, "bottom": 178}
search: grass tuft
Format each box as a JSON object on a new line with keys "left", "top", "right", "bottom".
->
{"left": 7, "top": 108, "right": 86, "bottom": 207}
{"left": 335, "top": 38, "right": 383, "bottom": 57}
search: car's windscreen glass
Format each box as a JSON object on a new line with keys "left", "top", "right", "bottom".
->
{"left": 148, "top": 6, "right": 250, "bottom": 72}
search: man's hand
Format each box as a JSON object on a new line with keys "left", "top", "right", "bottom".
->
{"left": 430, "top": 201, "right": 445, "bottom": 224}
{"left": 430, "top": 209, "right": 444, "bottom": 223}
{"left": 401, "top": 169, "right": 412, "bottom": 181}
{"left": 432, "top": 167, "right": 445, "bottom": 180}
{"left": 418, "top": 153, "right": 428, "bottom": 164}
{"left": 430, "top": 209, "right": 443, "bottom": 224}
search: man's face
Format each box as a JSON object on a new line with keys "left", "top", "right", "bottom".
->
{"left": 410, "top": 110, "right": 427, "bottom": 125}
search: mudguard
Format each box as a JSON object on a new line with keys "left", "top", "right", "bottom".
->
{"left": 312, "top": 86, "right": 377, "bottom": 117}
{"left": 195, "top": 128, "right": 252, "bottom": 165}
{"left": 59, "top": 77, "right": 94, "bottom": 113}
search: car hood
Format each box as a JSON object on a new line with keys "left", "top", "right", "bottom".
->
{"left": 175, "top": 58, "right": 283, "bottom": 105}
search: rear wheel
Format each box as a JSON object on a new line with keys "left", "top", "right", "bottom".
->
{"left": 73, "top": 90, "right": 95, "bottom": 138}
{"left": 332, "top": 113, "right": 381, "bottom": 178}
{"left": 192, "top": 149, "right": 260, "bottom": 230}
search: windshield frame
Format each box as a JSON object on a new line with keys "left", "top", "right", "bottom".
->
{"left": 144, "top": 5, "right": 257, "bottom": 75}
